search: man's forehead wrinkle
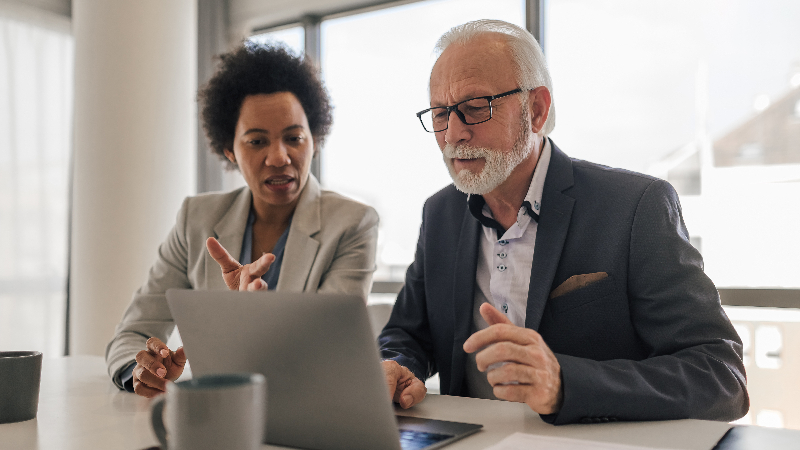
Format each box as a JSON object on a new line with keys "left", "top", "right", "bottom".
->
{"left": 430, "top": 41, "right": 516, "bottom": 106}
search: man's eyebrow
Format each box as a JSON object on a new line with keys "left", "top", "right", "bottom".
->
{"left": 242, "top": 128, "right": 269, "bottom": 135}
{"left": 431, "top": 92, "right": 485, "bottom": 107}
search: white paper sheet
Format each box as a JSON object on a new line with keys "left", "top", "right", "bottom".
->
{"left": 483, "top": 432, "right": 683, "bottom": 450}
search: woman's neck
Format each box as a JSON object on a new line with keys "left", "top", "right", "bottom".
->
{"left": 251, "top": 197, "right": 297, "bottom": 229}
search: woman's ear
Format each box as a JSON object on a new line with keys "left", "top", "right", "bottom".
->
{"left": 223, "top": 148, "right": 236, "bottom": 165}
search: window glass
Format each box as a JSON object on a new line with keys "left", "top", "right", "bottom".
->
{"left": 249, "top": 25, "right": 305, "bottom": 57}
{"left": 0, "top": 16, "right": 73, "bottom": 353}
{"left": 546, "top": 0, "right": 800, "bottom": 288}
{"left": 321, "top": 0, "right": 526, "bottom": 284}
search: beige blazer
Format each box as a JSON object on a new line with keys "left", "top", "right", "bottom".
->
{"left": 105, "top": 175, "right": 378, "bottom": 387}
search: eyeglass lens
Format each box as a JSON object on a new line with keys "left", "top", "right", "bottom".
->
{"left": 420, "top": 97, "right": 492, "bottom": 132}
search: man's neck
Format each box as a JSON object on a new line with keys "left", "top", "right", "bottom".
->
{"left": 483, "top": 144, "right": 542, "bottom": 230}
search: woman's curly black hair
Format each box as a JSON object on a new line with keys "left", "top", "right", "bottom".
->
{"left": 198, "top": 42, "right": 333, "bottom": 170}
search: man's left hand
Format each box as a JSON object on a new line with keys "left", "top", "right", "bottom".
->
{"left": 463, "top": 303, "right": 563, "bottom": 415}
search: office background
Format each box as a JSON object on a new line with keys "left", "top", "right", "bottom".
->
{"left": 1, "top": 0, "right": 798, "bottom": 430}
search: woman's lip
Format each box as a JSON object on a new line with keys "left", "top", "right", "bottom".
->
{"left": 263, "top": 177, "right": 296, "bottom": 192}
{"left": 264, "top": 176, "right": 295, "bottom": 183}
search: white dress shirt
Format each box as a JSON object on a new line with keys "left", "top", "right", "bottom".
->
{"left": 465, "top": 139, "right": 552, "bottom": 399}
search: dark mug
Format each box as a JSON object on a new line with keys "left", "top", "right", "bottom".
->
{"left": 0, "top": 351, "right": 43, "bottom": 424}
{"left": 151, "top": 373, "right": 266, "bottom": 450}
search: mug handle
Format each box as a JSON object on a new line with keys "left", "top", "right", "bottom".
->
{"left": 150, "top": 396, "right": 169, "bottom": 449}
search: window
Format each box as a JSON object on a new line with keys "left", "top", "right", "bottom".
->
{"left": 250, "top": 25, "right": 305, "bottom": 57}
{"left": 320, "top": 0, "right": 526, "bottom": 289}
{"left": 0, "top": 14, "right": 73, "bottom": 354}
{"left": 546, "top": 0, "right": 800, "bottom": 289}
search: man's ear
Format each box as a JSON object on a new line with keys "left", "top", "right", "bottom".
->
{"left": 223, "top": 148, "right": 236, "bottom": 165}
{"left": 529, "top": 86, "right": 551, "bottom": 134}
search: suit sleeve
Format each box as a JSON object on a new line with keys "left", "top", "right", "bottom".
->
{"left": 548, "top": 179, "right": 749, "bottom": 424}
{"left": 104, "top": 197, "right": 192, "bottom": 389}
{"left": 315, "top": 206, "right": 379, "bottom": 301}
{"left": 377, "top": 206, "right": 437, "bottom": 382}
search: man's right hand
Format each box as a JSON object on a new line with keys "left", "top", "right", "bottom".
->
{"left": 381, "top": 360, "right": 427, "bottom": 409}
{"left": 132, "top": 337, "right": 187, "bottom": 398}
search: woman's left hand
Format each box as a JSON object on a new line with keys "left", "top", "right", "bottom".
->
{"left": 206, "top": 237, "right": 275, "bottom": 291}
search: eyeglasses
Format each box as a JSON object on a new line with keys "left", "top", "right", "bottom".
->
{"left": 415, "top": 88, "right": 523, "bottom": 133}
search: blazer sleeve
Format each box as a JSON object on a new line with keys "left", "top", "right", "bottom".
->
{"left": 104, "top": 197, "right": 192, "bottom": 389}
{"left": 377, "top": 210, "right": 437, "bottom": 382}
{"left": 549, "top": 179, "right": 749, "bottom": 424}
{"left": 315, "top": 206, "right": 379, "bottom": 301}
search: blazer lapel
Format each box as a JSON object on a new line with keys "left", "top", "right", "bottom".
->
{"left": 450, "top": 203, "right": 481, "bottom": 394}
{"left": 205, "top": 187, "right": 252, "bottom": 290}
{"left": 525, "top": 141, "right": 575, "bottom": 330}
{"left": 276, "top": 175, "right": 321, "bottom": 292}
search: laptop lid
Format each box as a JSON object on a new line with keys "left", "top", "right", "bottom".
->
{"left": 166, "top": 289, "right": 401, "bottom": 450}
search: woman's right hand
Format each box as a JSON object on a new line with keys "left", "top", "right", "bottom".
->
{"left": 133, "top": 337, "right": 187, "bottom": 398}
{"left": 206, "top": 237, "right": 275, "bottom": 291}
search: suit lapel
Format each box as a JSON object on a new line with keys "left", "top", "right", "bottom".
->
{"left": 276, "top": 175, "right": 321, "bottom": 292}
{"left": 450, "top": 202, "right": 481, "bottom": 394}
{"left": 205, "top": 187, "right": 252, "bottom": 290}
{"left": 525, "top": 141, "right": 575, "bottom": 330}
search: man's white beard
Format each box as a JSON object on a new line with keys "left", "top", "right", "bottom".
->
{"left": 443, "top": 106, "right": 535, "bottom": 195}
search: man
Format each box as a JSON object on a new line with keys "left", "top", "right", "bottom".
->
{"left": 379, "top": 19, "right": 748, "bottom": 425}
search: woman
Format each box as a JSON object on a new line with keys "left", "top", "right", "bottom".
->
{"left": 105, "top": 42, "right": 379, "bottom": 397}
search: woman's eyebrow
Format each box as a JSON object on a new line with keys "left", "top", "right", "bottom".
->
{"left": 282, "top": 124, "right": 304, "bottom": 133}
{"left": 242, "top": 128, "right": 269, "bottom": 135}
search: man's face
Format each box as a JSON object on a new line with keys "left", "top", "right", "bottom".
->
{"left": 429, "top": 34, "right": 535, "bottom": 195}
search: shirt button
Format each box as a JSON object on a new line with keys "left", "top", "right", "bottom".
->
{"left": 498, "top": 252, "right": 507, "bottom": 259}
{"left": 499, "top": 240, "right": 509, "bottom": 245}
{"left": 502, "top": 303, "right": 509, "bottom": 313}
{"left": 497, "top": 265, "right": 507, "bottom": 272}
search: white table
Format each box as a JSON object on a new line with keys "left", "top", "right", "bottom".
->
{"left": 0, "top": 356, "right": 790, "bottom": 450}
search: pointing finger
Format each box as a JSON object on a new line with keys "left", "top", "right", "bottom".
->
{"left": 206, "top": 237, "right": 241, "bottom": 274}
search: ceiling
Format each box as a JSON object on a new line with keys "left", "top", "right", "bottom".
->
{"left": 228, "top": 0, "right": 419, "bottom": 37}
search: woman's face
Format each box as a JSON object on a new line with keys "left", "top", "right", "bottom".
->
{"left": 225, "top": 92, "right": 314, "bottom": 212}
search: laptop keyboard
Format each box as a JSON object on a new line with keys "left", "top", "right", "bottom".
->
{"left": 399, "top": 429, "right": 453, "bottom": 450}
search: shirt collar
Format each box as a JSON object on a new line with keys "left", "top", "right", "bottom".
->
{"left": 467, "top": 138, "right": 552, "bottom": 237}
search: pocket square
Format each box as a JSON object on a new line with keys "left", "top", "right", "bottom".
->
{"left": 549, "top": 272, "right": 609, "bottom": 299}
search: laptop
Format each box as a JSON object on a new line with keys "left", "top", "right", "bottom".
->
{"left": 165, "top": 289, "right": 482, "bottom": 450}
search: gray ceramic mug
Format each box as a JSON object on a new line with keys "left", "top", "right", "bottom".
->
{"left": 0, "top": 351, "right": 43, "bottom": 424}
{"left": 151, "top": 373, "right": 266, "bottom": 450}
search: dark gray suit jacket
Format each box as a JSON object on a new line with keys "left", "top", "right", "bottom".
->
{"left": 379, "top": 141, "right": 748, "bottom": 425}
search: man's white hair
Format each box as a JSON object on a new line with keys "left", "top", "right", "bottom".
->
{"left": 434, "top": 19, "right": 555, "bottom": 136}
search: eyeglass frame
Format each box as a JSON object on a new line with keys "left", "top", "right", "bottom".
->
{"left": 415, "top": 88, "right": 523, "bottom": 133}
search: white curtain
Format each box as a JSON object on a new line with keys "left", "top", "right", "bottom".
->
{"left": 0, "top": 9, "right": 73, "bottom": 355}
